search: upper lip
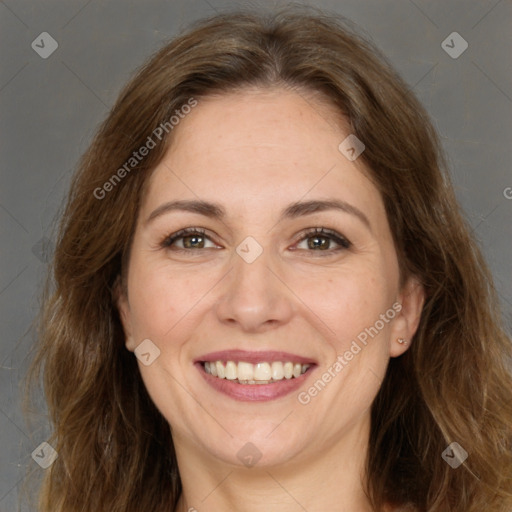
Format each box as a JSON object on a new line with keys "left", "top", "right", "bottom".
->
{"left": 195, "top": 350, "right": 317, "bottom": 365}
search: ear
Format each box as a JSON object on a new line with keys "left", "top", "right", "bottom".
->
{"left": 389, "top": 275, "right": 425, "bottom": 357}
{"left": 113, "top": 275, "right": 136, "bottom": 352}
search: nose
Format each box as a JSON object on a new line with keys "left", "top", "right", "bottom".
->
{"left": 214, "top": 244, "right": 295, "bottom": 333}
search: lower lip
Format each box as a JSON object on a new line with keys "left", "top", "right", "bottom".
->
{"left": 196, "top": 362, "right": 316, "bottom": 402}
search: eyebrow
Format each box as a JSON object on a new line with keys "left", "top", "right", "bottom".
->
{"left": 145, "top": 198, "right": 371, "bottom": 230}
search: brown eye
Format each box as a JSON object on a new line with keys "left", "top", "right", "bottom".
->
{"left": 307, "top": 235, "right": 331, "bottom": 250}
{"left": 162, "top": 228, "right": 219, "bottom": 250}
{"left": 181, "top": 234, "right": 206, "bottom": 249}
{"left": 295, "top": 228, "right": 351, "bottom": 252}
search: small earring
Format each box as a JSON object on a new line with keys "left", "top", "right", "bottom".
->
{"left": 397, "top": 338, "right": 408, "bottom": 345}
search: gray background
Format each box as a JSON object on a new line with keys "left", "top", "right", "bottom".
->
{"left": 1, "top": 0, "right": 511, "bottom": 510}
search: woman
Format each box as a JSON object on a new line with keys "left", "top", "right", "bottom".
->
{"left": 30, "top": 6, "right": 512, "bottom": 512}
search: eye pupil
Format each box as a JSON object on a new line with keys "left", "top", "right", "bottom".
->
{"left": 308, "top": 236, "right": 329, "bottom": 250}
{"left": 184, "top": 235, "right": 204, "bottom": 248}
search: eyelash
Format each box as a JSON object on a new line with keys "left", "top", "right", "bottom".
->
{"left": 160, "top": 227, "right": 352, "bottom": 254}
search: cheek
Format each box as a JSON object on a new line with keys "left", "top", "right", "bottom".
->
{"left": 287, "top": 263, "right": 395, "bottom": 346}
{"left": 127, "top": 258, "right": 202, "bottom": 340}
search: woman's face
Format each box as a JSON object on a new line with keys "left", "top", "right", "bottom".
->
{"left": 117, "top": 87, "right": 424, "bottom": 469}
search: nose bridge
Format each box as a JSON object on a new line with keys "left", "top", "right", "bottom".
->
{"left": 213, "top": 237, "right": 294, "bottom": 330}
{"left": 233, "top": 243, "right": 273, "bottom": 292}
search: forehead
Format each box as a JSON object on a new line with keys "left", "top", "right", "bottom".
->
{"left": 165, "top": 87, "right": 348, "bottom": 168}
{"left": 140, "top": 88, "right": 385, "bottom": 224}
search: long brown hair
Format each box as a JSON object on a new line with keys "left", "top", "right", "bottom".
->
{"left": 28, "top": 6, "right": 512, "bottom": 511}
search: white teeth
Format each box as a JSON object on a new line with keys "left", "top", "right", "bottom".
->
{"left": 203, "top": 360, "right": 311, "bottom": 384}
{"left": 216, "top": 361, "right": 225, "bottom": 379}
{"left": 237, "top": 361, "right": 253, "bottom": 381}
{"left": 271, "top": 361, "right": 284, "bottom": 380}
{"left": 225, "top": 361, "right": 237, "bottom": 380}
{"left": 283, "top": 362, "right": 294, "bottom": 379}
{"left": 254, "top": 362, "right": 271, "bottom": 381}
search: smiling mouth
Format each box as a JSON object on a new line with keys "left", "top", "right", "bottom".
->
{"left": 202, "top": 360, "right": 312, "bottom": 384}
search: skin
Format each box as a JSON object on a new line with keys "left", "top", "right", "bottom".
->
{"left": 117, "top": 87, "right": 425, "bottom": 512}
